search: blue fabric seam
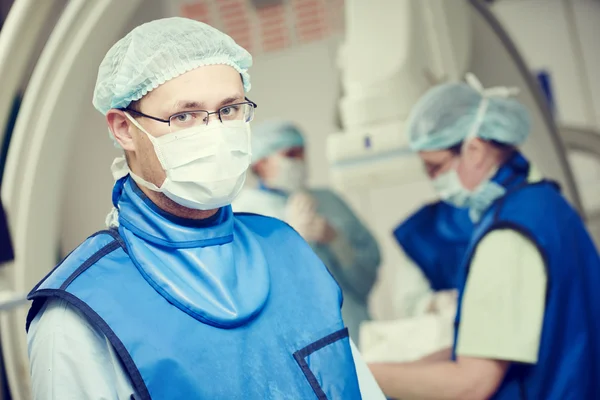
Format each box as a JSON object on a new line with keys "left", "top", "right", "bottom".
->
{"left": 484, "top": 221, "right": 550, "bottom": 303}
{"left": 492, "top": 180, "right": 559, "bottom": 221}
{"left": 119, "top": 217, "right": 233, "bottom": 248}
{"left": 493, "top": 182, "right": 599, "bottom": 382}
{"left": 27, "top": 231, "right": 123, "bottom": 297}
{"left": 475, "top": 215, "right": 552, "bottom": 396}
{"left": 293, "top": 327, "right": 349, "bottom": 400}
{"left": 59, "top": 241, "right": 121, "bottom": 290}
{"left": 103, "top": 229, "right": 129, "bottom": 254}
{"left": 26, "top": 289, "right": 151, "bottom": 400}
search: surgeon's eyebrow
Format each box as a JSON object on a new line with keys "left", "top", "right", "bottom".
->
{"left": 218, "top": 96, "right": 245, "bottom": 108}
{"left": 172, "top": 96, "right": 244, "bottom": 113}
{"left": 173, "top": 100, "right": 204, "bottom": 111}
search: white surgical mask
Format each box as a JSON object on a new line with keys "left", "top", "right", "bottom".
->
{"left": 116, "top": 113, "right": 252, "bottom": 210}
{"left": 264, "top": 155, "right": 307, "bottom": 193}
{"left": 432, "top": 168, "right": 471, "bottom": 208}
{"left": 432, "top": 162, "right": 506, "bottom": 222}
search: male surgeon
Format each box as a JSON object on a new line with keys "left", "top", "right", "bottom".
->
{"left": 233, "top": 120, "right": 381, "bottom": 341}
{"left": 369, "top": 75, "right": 600, "bottom": 399}
{"left": 25, "top": 18, "right": 383, "bottom": 400}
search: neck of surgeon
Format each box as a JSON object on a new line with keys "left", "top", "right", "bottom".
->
{"left": 124, "top": 153, "right": 219, "bottom": 221}
{"left": 139, "top": 182, "right": 219, "bottom": 220}
{"left": 474, "top": 142, "right": 515, "bottom": 189}
{"left": 458, "top": 139, "right": 515, "bottom": 191}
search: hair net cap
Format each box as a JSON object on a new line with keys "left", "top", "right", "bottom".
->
{"left": 93, "top": 17, "right": 252, "bottom": 115}
{"left": 251, "top": 120, "right": 305, "bottom": 164}
{"left": 406, "top": 74, "right": 531, "bottom": 152}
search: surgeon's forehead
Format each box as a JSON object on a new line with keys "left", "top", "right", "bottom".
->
{"left": 419, "top": 149, "right": 453, "bottom": 164}
{"left": 145, "top": 65, "right": 245, "bottom": 114}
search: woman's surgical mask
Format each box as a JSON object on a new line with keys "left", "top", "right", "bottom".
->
{"left": 115, "top": 113, "right": 252, "bottom": 210}
{"left": 432, "top": 159, "right": 505, "bottom": 222}
{"left": 432, "top": 167, "right": 471, "bottom": 208}
{"left": 264, "top": 154, "right": 307, "bottom": 194}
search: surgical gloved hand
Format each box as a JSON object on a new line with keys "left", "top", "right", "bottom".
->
{"left": 286, "top": 192, "right": 317, "bottom": 229}
{"left": 286, "top": 192, "right": 317, "bottom": 217}
{"left": 286, "top": 193, "right": 336, "bottom": 244}
{"left": 417, "top": 289, "right": 458, "bottom": 316}
{"left": 298, "top": 214, "right": 337, "bottom": 244}
{"left": 427, "top": 290, "right": 458, "bottom": 317}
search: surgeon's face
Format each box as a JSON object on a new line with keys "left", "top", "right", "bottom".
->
{"left": 419, "top": 149, "right": 457, "bottom": 179}
{"left": 419, "top": 138, "right": 496, "bottom": 190}
{"left": 255, "top": 146, "right": 305, "bottom": 181}
{"left": 106, "top": 64, "right": 245, "bottom": 213}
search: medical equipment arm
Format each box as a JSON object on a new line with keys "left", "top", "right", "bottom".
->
{"left": 0, "top": 291, "right": 27, "bottom": 311}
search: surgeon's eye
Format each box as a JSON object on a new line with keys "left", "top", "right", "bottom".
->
{"left": 174, "top": 113, "right": 193, "bottom": 123}
{"left": 220, "top": 105, "right": 241, "bottom": 120}
{"left": 170, "top": 112, "right": 207, "bottom": 130}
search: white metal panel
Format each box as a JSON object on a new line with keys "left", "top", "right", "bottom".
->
{"left": 492, "top": 0, "right": 592, "bottom": 127}
{"left": 559, "top": 125, "right": 600, "bottom": 248}
{"left": 571, "top": 0, "right": 600, "bottom": 127}
{"left": 0, "top": 0, "right": 59, "bottom": 149}
{"left": 421, "top": 0, "right": 472, "bottom": 83}
{"left": 0, "top": 1, "right": 144, "bottom": 398}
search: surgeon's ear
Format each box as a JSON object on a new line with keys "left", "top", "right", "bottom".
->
{"left": 106, "top": 109, "right": 136, "bottom": 151}
{"left": 464, "top": 138, "right": 487, "bottom": 167}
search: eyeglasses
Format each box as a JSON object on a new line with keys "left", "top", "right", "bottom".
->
{"left": 122, "top": 98, "right": 257, "bottom": 133}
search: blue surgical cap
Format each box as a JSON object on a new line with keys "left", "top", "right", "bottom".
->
{"left": 407, "top": 75, "right": 531, "bottom": 152}
{"left": 251, "top": 120, "right": 305, "bottom": 164}
{"left": 93, "top": 17, "right": 252, "bottom": 115}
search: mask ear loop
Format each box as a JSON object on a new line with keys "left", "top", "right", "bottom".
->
{"left": 109, "top": 122, "right": 166, "bottom": 195}
{"left": 245, "top": 123, "right": 253, "bottom": 158}
{"left": 105, "top": 156, "right": 164, "bottom": 228}
{"left": 123, "top": 112, "right": 170, "bottom": 170}
{"left": 105, "top": 156, "right": 129, "bottom": 228}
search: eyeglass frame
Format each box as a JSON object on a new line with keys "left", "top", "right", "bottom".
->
{"left": 120, "top": 97, "right": 258, "bottom": 126}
